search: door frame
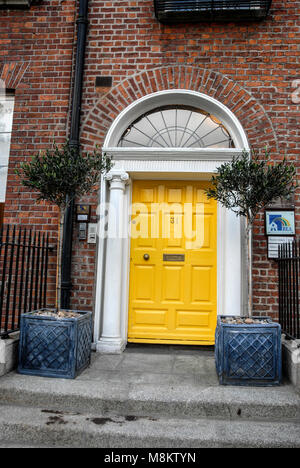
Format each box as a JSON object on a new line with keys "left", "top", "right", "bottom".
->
{"left": 94, "top": 90, "right": 250, "bottom": 353}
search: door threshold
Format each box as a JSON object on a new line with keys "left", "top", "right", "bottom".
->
{"left": 126, "top": 342, "right": 215, "bottom": 352}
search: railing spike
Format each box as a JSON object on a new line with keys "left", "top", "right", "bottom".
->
{"left": 277, "top": 237, "right": 300, "bottom": 340}
{"left": 0, "top": 225, "right": 53, "bottom": 338}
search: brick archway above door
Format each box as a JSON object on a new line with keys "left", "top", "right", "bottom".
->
{"left": 0, "top": 62, "right": 29, "bottom": 90}
{"left": 82, "top": 65, "right": 278, "bottom": 153}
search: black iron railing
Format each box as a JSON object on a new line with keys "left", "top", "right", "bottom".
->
{"left": 0, "top": 225, "right": 53, "bottom": 339}
{"left": 0, "top": 1, "right": 34, "bottom": 9}
{"left": 154, "top": 0, "right": 272, "bottom": 23}
{"left": 278, "top": 239, "right": 300, "bottom": 340}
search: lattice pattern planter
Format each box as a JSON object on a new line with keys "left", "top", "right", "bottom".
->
{"left": 18, "top": 310, "right": 92, "bottom": 379}
{"left": 215, "top": 316, "right": 281, "bottom": 386}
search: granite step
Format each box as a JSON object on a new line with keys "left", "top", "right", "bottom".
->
{"left": 0, "top": 371, "right": 299, "bottom": 423}
{"left": 0, "top": 403, "right": 299, "bottom": 448}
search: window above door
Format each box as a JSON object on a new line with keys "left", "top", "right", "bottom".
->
{"left": 118, "top": 106, "right": 235, "bottom": 149}
{"left": 103, "top": 90, "right": 249, "bottom": 162}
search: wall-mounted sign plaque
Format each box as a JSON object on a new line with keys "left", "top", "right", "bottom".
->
{"left": 76, "top": 204, "right": 91, "bottom": 223}
{"left": 265, "top": 210, "right": 295, "bottom": 236}
{"left": 268, "top": 236, "right": 294, "bottom": 259}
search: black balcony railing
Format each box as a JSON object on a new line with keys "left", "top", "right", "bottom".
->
{"left": 154, "top": 0, "right": 272, "bottom": 23}
{"left": 278, "top": 239, "right": 300, "bottom": 340}
{"left": 0, "top": 0, "right": 34, "bottom": 9}
{"left": 0, "top": 225, "right": 53, "bottom": 339}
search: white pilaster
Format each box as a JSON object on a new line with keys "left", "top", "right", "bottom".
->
{"left": 96, "top": 171, "right": 130, "bottom": 354}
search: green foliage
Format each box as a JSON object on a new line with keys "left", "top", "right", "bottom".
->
{"left": 206, "top": 150, "right": 297, "bottom": 230}
{"left": 16, "top": 141, "right": 112, "bottom": 209}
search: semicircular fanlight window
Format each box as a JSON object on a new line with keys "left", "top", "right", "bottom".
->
{"left": 118, "top": 105, "right": 234, "bottom": 148}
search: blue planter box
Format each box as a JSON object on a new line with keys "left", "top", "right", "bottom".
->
{"left": 215, "top": 316, "right": 281, "bottom": 386}
{"left": 18, "top": 310, "right": 92, "bottom": 379}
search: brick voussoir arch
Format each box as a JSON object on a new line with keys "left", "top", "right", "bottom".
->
{"left": 81, "top": 66, "right": 278, "bottom": 152}
{"left": 0, "top": 62, "right": 29, "bottom": 90}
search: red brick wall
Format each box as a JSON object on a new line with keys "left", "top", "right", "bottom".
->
{"left": 79, "top": 0, "right": 299, "bottom": 318}
{"left": 2, "top": 0, "right": 300, "bottom": 317}
{"left": 1, "top": 0, "right": 77, "bottom": 306}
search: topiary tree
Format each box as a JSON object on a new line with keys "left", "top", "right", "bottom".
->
{"left": 16, "top": 141, "right": 112, "bottom": 310}
{"left": 206, "top": 149, "right": 297, "bottom": 317}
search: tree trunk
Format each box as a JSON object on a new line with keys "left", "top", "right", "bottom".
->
{"left": 56, "top": 208, "right": 65, "bottom": 311}
{"left": 245, "top": 222, "right": 253, "bottom": 318}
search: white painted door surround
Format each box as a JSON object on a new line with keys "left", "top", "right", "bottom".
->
{"left": 94, "top": 90, "right": 250, "bottom": 354}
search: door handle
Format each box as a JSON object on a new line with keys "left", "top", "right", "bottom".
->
{"left": 143, "top": 254, "right": 150, "bottom": 261}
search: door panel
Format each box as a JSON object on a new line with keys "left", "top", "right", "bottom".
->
{"left": 128, "top": 180, "right": 217, "bottom": 345}
{"left": 191, "top": 266, "right": 212, "bottom": 303}
{"left": 133, "top": 265, "right": 155, "bottom": 301}
{"left": 162, "top": 266, "right": 183, "bottom": 302}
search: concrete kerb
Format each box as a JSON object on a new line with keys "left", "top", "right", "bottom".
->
{"left": 0, "top": 332, "right": 19, "bottom": 377}
{"left": 282, "top": 336, "right": 300, "bottom": 392}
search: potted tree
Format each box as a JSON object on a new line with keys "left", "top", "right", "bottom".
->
{"left": 206, "top": 149, "right": 297, "bottom": 386}
{"left": 16, "top": 141, "right": 112, "bottom": 379}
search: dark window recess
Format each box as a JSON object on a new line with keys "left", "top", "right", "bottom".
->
{"left": 0, "top": 204, "right": 4, "bottom": 228}
{"left": 154, "top": 0, "right": 272, "bottom": 24}
{"left": 95, "top": 77, "right": 113, "bottom": 88}
{"left": 0, "top": 0, "right": 37, "bottom": 8}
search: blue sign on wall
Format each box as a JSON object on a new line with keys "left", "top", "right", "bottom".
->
{"left": 265, "top": 210, "right": 295, "bottom": 236}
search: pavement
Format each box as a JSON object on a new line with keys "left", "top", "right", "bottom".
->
{"left": 79, "top": 344, "right": 219, "bottom": 386}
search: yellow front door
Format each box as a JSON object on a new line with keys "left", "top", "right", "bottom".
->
{"left": 128, "top": 180, "right": 217, "bottom": 345}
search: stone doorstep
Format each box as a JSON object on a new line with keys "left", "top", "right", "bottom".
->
{"left": 1, "top": 336, "right": 300, "bottom": 394}
{"left": 0, "top": 368, "right": 300, "bottom": 423}
{"left": 282, "top": 337, "right": 300, "bottom": 391}
{"left": 0, "top": 333, "right": 19, "bottom": 377}
{"left": 1, "top": 344, "right": 300, "bottom": 448}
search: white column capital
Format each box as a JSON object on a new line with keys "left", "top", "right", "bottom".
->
{"left": 105, "top": 171, "right": 130, "bottom": 190}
